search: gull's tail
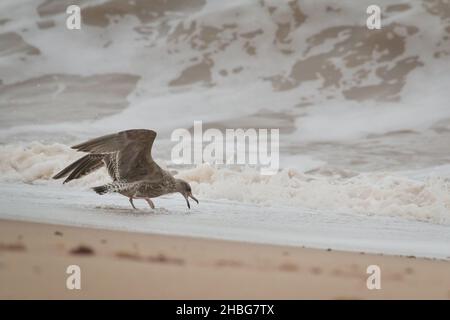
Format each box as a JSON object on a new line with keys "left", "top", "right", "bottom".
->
{"left": 92, "top": 185, "right": 109, "bottom": 195}
{"left": 92, "top": 181, "right": 136, "bottom": 195}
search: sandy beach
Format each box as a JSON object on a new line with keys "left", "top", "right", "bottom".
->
{"left": 0, "top": 218, "right": 449, "bottom": 300}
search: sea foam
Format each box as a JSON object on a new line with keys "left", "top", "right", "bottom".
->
{"left": 2, "top": 142, "right": 449, "bottom": 224}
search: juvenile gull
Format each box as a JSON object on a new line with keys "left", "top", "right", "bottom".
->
{"left": 53, "top": 129, "right": 198, "bottom": 210}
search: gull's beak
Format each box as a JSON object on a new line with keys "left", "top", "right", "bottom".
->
{"left": 183, "top": 192, "right": 199, "bottom": 209}
{"left": 188, "top": 192, "right": 199, "bottom": 204}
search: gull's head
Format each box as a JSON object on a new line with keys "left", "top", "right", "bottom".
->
{"left": 175, "top": 179, "right": 199, "bottom": 209}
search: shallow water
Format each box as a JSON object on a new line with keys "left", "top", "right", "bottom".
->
{"left": 1, "top": 182, "right": 449, "bottom": 259}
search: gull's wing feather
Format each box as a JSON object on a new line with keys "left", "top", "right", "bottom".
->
{"left": 72, "top": 129, "right": 157, "bottom": 155}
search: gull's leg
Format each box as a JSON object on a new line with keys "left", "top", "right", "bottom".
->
{"left": 129, "top": 197, "right": 137, "bottom": 210}
{"left": 145, "top": 198, "right": 155, "bottom": 209}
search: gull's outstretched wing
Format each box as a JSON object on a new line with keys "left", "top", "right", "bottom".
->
{"left": 72, "top": 129, "right": 157, "bottom": 156}
{"left": 72, "top": 129, "right": 161, "bottom": 182}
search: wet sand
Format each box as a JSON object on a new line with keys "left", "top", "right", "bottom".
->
{"left": 0, "top": 218, "right": 449, "bottom": 299}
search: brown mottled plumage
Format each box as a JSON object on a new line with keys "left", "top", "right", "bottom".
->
{"left": 53, "top": 129, "right": 198, "bottom": 209}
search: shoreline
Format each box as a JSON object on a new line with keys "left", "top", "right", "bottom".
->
{"left": 1, "top": 218, "right": 449, "bottom": 299}
{"left": 2, "top": 182, "right": 449, "bottom": 261}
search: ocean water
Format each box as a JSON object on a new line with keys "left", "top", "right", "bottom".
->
{"left": 1, "top": 0, "right": 450, "bottom": 256}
